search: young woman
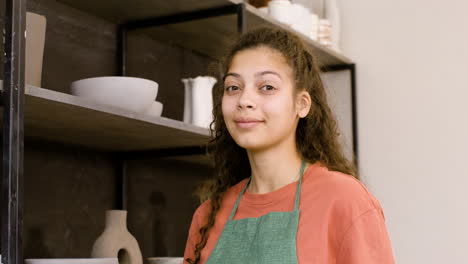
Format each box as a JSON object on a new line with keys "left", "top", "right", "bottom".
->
{"left": 183, "top": 27, "right": 395, "bottom": 264}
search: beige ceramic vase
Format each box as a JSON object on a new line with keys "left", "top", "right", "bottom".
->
{"left": 91, "top": 210, "right": 142, "bottom": 264}
{"left": 26, "top": 12, "right": 46, "bottom": 87}
{"left": 1, "top": 12, "right": 46, "bottom": 90}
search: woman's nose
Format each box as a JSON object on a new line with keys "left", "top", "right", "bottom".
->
{"left": 237, "top": 88, "right": 256, "bottom": 110}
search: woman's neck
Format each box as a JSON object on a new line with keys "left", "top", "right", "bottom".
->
{"left": 246, "top": 140, "right": 306, "bottom": 194}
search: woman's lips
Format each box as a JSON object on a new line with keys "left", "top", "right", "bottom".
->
{"left": 235, "top": 120, "right": 263, "bottom": 129}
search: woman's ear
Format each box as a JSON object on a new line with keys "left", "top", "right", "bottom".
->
{"left": 296, "top": 91, "right": 312, "bottom": 118}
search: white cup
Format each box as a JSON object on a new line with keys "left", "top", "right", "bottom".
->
{"left": 268, "top": 0, "right": 292, "bottom": 25}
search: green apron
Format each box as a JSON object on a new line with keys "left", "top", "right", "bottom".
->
{"left": 206, "top": 160, "right": 306, "bottom": 264}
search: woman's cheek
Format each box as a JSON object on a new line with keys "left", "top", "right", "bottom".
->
{"left": 221, "top": 97, "right": 236, "bottom": 124}
{"left": 264, "top": 98, "right": 286, "bottom": 116}
{"left": 221, "top": 97, "right": 230, "bottom": 116}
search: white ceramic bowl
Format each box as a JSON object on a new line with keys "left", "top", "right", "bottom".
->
{"left": 70, "top": 76, "right": 158, "bottom": 113}
{"left": 145, "top": 101, "right": 163, "bottom": 117}
{"left": 147, "top": 257, "right": 183, "bottom": 264}
{"left": 25, "top": 258, "right": 118, "bottom": 264}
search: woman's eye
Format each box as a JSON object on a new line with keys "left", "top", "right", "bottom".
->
{"left": 260, "top": 85, "right": 275, "bottom": 91}
{"left": 225, "top": 85, "right": 239, "bottom": 91}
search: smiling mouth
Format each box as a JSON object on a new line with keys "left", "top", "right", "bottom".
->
{"left": 235, "top": 120, "right": 264, "bottom": 129}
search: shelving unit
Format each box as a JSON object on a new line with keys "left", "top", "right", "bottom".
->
{"left": 1, "top": 0, "right": 357, "bottom": 263}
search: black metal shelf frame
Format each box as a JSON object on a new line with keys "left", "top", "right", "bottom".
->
{"left": 2, "top": 1, "right": 26, "bottom": 264}
{"left": 1, "top": 2, "right": 358, "bottom": 264}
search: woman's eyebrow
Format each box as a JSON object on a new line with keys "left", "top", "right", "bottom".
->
{"left": 255, "top": 71, "right": 282, "bottom": 80}
{"left": 223, "top": 72, "right": 241, "bottom": 81}
{"left": 224, "top": 71, "right": 282, "bottom": 81}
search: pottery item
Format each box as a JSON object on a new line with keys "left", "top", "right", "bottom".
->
{"left": 146, "top": 258, "right": 183, "bottom": 264}
{"left": 325, "top": 0, "right": 340, "bottom": 51}
{"left": 91, "top": 210, "right": 142, "bottom": 264}
{"left": 70, "top": 77, "right": 158, "bottom": 113}
{"left": 26, "top": 12, "right": 47, "bottom": 87}
{"left": 145, "top": 101, "right": 163, "bottom": 117}
{"left": 181, "top": 79, "right": 193, "bottom": 124}
{"left": 181, "top": 76, "right": 217, "bottom": 129}
{"left": 24, "top": 259, "right": 118, "bottom": 264}
{"left": 291, "top": 3, "right": 309, "bottom": 35}
{"left": 318, "top": 19, "right": 333, "bottom": 48}
{"left": 309, "top": 12, "right": 319, "bottom": 41}
{"left": 1, "top": 12, "right": 47, "bottom": 88}
{"left": 268, "top": 0, "right": 292, "bottom": 25}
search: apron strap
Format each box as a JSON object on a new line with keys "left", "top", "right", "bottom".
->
{"left": 228, "top": 160, "right": 307, "bottom": 221}
{"left": 294, "top": 159, "right": 306, "bottom": 210}
{"left": 228, "top": 177, "right": 250, "bottom": 221}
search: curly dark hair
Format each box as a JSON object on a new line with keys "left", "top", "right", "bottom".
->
{"left": 186, "top": 27, "right": 358, "bottom": 264}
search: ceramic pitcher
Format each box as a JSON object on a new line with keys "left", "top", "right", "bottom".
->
{"left": 181, "top": 76, "right": 217, "bottom": 129}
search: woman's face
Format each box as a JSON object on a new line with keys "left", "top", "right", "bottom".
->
{"left": 222, "top": 46, "right": 304, "bottom": 151}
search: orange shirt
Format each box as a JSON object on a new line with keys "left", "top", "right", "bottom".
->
{"left": 183, "top": 162, "right": 395, "bottom": 263}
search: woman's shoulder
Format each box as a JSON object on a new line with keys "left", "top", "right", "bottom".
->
{"left": 303, "top": 162, "right": 386, "bottom": 219}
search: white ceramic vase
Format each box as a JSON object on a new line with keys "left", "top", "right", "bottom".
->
{"left": 26, "top": 12, "right": 47, "bottom": 87}
{"left": 91, "top": 210, "right": 142, "bottom": 264}
{"left": 325, "top": 0, "right": 340, "bottom": 51}
{"left": 181, "top": 76, "right": 217, "bottom": 129}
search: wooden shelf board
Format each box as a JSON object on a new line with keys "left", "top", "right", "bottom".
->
{"left": 0, "top": 85, "right": 211, "bottom": 152}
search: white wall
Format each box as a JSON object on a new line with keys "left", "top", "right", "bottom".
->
{"left": 337, "top": 0, "right": 468, "bottom": 263}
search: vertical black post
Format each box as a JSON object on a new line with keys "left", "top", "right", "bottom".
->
{"left": 2, "top": 0, "right": 26, "bottom": 264}
{"left": 116, "top": 24, "right": 127, "bottom": 210}
{"left": 117, "top": 25, "right": 127, "bottom": 76}
{"left": 349, "top": 64, "right": 359, "bottom": 171}
{"left": 116, "top": 159, "right": 127, "bottom": 210}
{"left": 237, "top": 3, "right": 246, "bottom": 34}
